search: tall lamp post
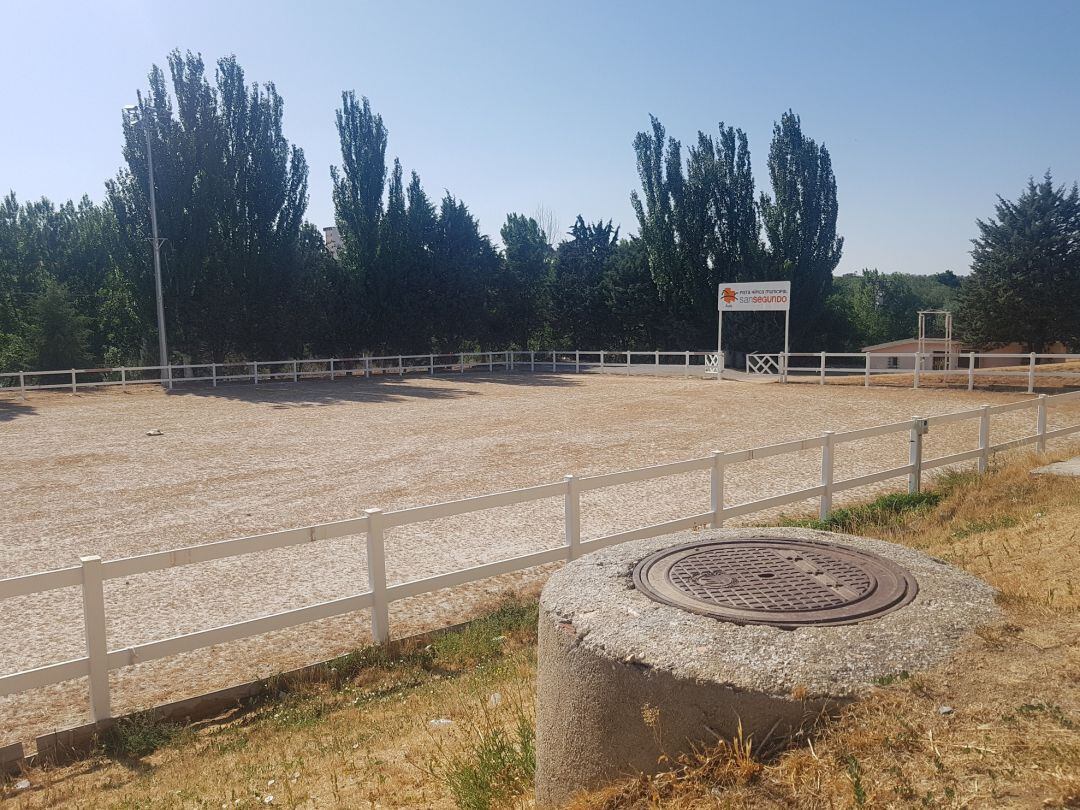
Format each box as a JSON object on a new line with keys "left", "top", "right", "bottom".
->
{"left": 123, "top": 96, "right": 171, "bottom": 390}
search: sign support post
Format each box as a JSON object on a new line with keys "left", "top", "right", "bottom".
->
{"left": 717, "top": 281, "right": 791, "bottom": 381}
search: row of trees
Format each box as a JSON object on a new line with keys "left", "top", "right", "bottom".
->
{"left": 2, "top": 50, "right": 1076, "bottom": 374}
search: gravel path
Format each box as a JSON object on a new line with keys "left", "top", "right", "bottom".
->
{"left": 1, "top": 371, "right": 1075, "bottom": 746}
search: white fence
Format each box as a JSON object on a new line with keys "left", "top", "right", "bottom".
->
{"left": 4, "top": 348, "right": 1079, "bottom": 399}
{"left": 748, "top": 351, "right": 1080, "bottom": 393}
{"left": 0, "top": 350, "right": 718, "bottom": 396}
{"left": 2, "top": 388, "right": 1079, "bottom": 728}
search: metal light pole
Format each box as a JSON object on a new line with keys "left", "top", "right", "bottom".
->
{"left": 124, "top": 96, "right": 171, "bottom": 389}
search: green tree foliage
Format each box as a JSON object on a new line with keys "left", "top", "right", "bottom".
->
{"left": 957, "top": 174, "right": 1080, "bottom": 352}
{"left": 29, "top": 279, "right": 90, "bottom": 369}
{"left": 759, "top": 111, "right": 843, "bottom": 347}
{"left": 331, "top": 91, "right": 388, "bottom": 345}
{"left": 630, "top": 118, "right": 763, "bottom": 347}
{"left": 601, "top": 236, "right": 662, "bottom": 348}
{"left": 550, "top": 217, "right": 619, "bottom": 346}
{"left": 498, "top": 214, "right": 553, "bottom": 348}
{"left": 827, "top": 270, "right": 958, "bottom": 350}
{"left": 108, "top": 50, "right": 314, "bottom": 360}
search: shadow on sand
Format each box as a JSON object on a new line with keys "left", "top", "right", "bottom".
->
{"left": 167, "top": 370, "right": 582, "bottom": 408}
{"left": 0, "top": 396, "right": 36, "bottom": 423}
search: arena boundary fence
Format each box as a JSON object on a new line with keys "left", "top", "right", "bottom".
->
{"left": 3, "top": 349, "right": 1079, "bottom": 397}
{"left": 2, "top": 388, "right": 1079, "bottom": 728}
{"left": 748, "top": 350, "right": 1080, "bottom": 394}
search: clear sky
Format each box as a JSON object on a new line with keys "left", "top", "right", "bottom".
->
{"left": 2, "top": 0, "right": 1078, "bottom": 276}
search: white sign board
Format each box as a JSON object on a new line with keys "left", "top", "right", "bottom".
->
{"left": 718, "top": 281, "right": 791, "bottom": 312}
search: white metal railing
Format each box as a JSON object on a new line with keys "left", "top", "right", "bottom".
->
{"left": 2, "top": 389, "right": 1079, "bottom": 727}
{"left": 0, "top": 350, "right": 720, "bottom": 397}
{"left": 5, "top": 349, "right": 1076, "bottom": 399}
{"left": 747, "top": 350, "right": 1080, "bottom": 393}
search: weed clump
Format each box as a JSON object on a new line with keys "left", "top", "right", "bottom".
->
{"left": 101, "top": 712, "right": 184, "bottom": 758}
{"left": 780, "top": 491, "right": 941, "bottom": 533}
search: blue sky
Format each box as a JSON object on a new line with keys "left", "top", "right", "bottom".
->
{"left": 2, "top": 0, "right": 1078, "bottom": 276}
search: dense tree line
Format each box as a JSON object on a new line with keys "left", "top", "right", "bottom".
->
{"left": 2, "top": 50, "right": 1076, "bottom": 375}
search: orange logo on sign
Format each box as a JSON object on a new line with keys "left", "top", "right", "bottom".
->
{"left": 721, "top": 287, "right": 738, "bottom": 304}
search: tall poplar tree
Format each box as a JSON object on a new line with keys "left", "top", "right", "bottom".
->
{"left": 108, "top": 51, "right": 311, "bottom": 360}
{"left": 759, "top": 111, "right": 843, "bottom": 347}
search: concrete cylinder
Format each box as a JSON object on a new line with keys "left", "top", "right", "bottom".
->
{"left": 534, "top": 527, "right": 998, "bottom": 807}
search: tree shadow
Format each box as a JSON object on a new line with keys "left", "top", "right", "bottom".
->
{"left": 169, "top": 370, "right": 581, "bottom": 408}
{"left": 0, "top": 397, "right": 36, "bottom": 423}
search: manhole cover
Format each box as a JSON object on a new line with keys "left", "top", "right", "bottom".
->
{"left": 632, "top": 538, "right": 918, "bottom": 628}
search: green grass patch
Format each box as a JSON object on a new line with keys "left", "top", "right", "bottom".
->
{"left": 950, "top": 515, "right": 1020, "bottom": 539}
{"left": 779, "top": 491, "right": 942, "bottom": 533}
{"left": 101, "top": 712, "right": 185, "bottom": 759}
{"left": 429, "top": 700, "right": 536, "bottom": 810}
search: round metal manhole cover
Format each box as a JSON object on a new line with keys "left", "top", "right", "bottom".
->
{"left": 632, "top": 538, "right": 918, "bottom": 628}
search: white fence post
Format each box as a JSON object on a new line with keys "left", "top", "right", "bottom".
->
{"left": 864, "top": 354, "right": 870, "bottom": 387}
{"left": 489, "top": 352, "right": 494, "bottom": 372}
{"left": 978, "top": 404, "right": 991, "bottom": 473}
{"left": 252, "top": 362, "right": 259, "bottom": 385}
{"left": 913, "top": 353, "right": 920, "bottom": 389}
{"left": 292, "top": 360, "right": 298, "bottom": 383}
{"left": 119, "top": 367, "right": 127, "bottom": 392}
{"left": 564, "top": 475, "right": 581, "bottom": 560}
{"left": 968, "top": 352, "right": 975, "bottom": 391}
{"left": 364, "top": 508, "right": 390, "bottom": 645}
{"left": 599, "top": 351, "right": 604, "bottom": 371}
{"left": 575, "top": 350, "right": 580, "bottom": 373}
{"left": 1037, "top": 394, "right": 1048, "bottom": 453}
{"left": 1028, "top": 352, "right": 1036, "bottom": 394}
{"left": 398, "top": 355, "right": 403, "bottom": 376}
{"left": 80, "top": 555, "right": 111, "bottom": 722}
{"left": 71, "top": 369, "right": 77, "bottom": 394}
{"left": 329, "top": 358, "right": 335, "bottom": 381}
{"left": 530, "top": 351, "right": 535, "bottom": 372}
{"left": 19, "top": 371, "right": 26, "bottom": 400}
{"left": 552, "top": 352, "right": 557, "bottom": 372}
{"left": 710, "top": 450, "right": 725, "bottom": 528}
{"left": 685, "top": 351, "right": 690, "bottom": 375}
{"left": 211, "top": 364, "right": 216, "bottom": 388}
{"left": 908, "top": 417, "right": 925, "bottom": 493}
{"left": 820, "top": 431, "right": 835, "bottom": 519}
{"left": 819, "top": 352, "right": 826, "bottom": 385}
{"left": 655, "top": 350, "right": 660, "bottom": 369}
{"left": 626, "top": 351, "right": 631, "bottom": 375}
{"left": 429, "top": 354, "right": 434, "bottom": 375}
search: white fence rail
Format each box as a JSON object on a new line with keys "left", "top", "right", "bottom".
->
{"left": 0, "top": 350, "right": 719, "bottom": 397}
{"left": 4, "top": 348, "right": 1079, "bottom": 399}
{"left": 749, "top": 351, "right": 1080, "bottom": 393}
{"left": 3, "top": 389, "right": 1080, "bottom": 725}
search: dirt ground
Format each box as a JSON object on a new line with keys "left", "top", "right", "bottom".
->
{"left": 2, "top": 370, "right": 1078, "bottom": 749}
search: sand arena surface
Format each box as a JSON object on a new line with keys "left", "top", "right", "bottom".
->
{"left": 2, "top": 371, "right": 1076, "bottom": 745}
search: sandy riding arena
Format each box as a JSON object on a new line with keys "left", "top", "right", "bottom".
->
{"left": 2, "top": 371, "right": 1077, "bottom": 745}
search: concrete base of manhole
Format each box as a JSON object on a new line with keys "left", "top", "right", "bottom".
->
{"left": 534, "top": 527, "right": 999, "bottom": 808}
{"left": 1031, "top": 457, "right": 1080, "bottom": 477}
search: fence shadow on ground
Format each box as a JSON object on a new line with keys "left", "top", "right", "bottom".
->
{"left": 168, "top": 371, "right": 582, "bottom": 408}
{"left": 0, "top": 398, "right": 36, "bottom": 423}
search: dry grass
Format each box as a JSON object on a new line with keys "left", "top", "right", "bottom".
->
{"left": 3, "top": 450, "right": 1080, "bottom": 808}
{"left": 0, "top": 593, "right": 541, "bottom": 809}
{"left": 571, "top": 449, "right": 1080, "bottom": 809}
